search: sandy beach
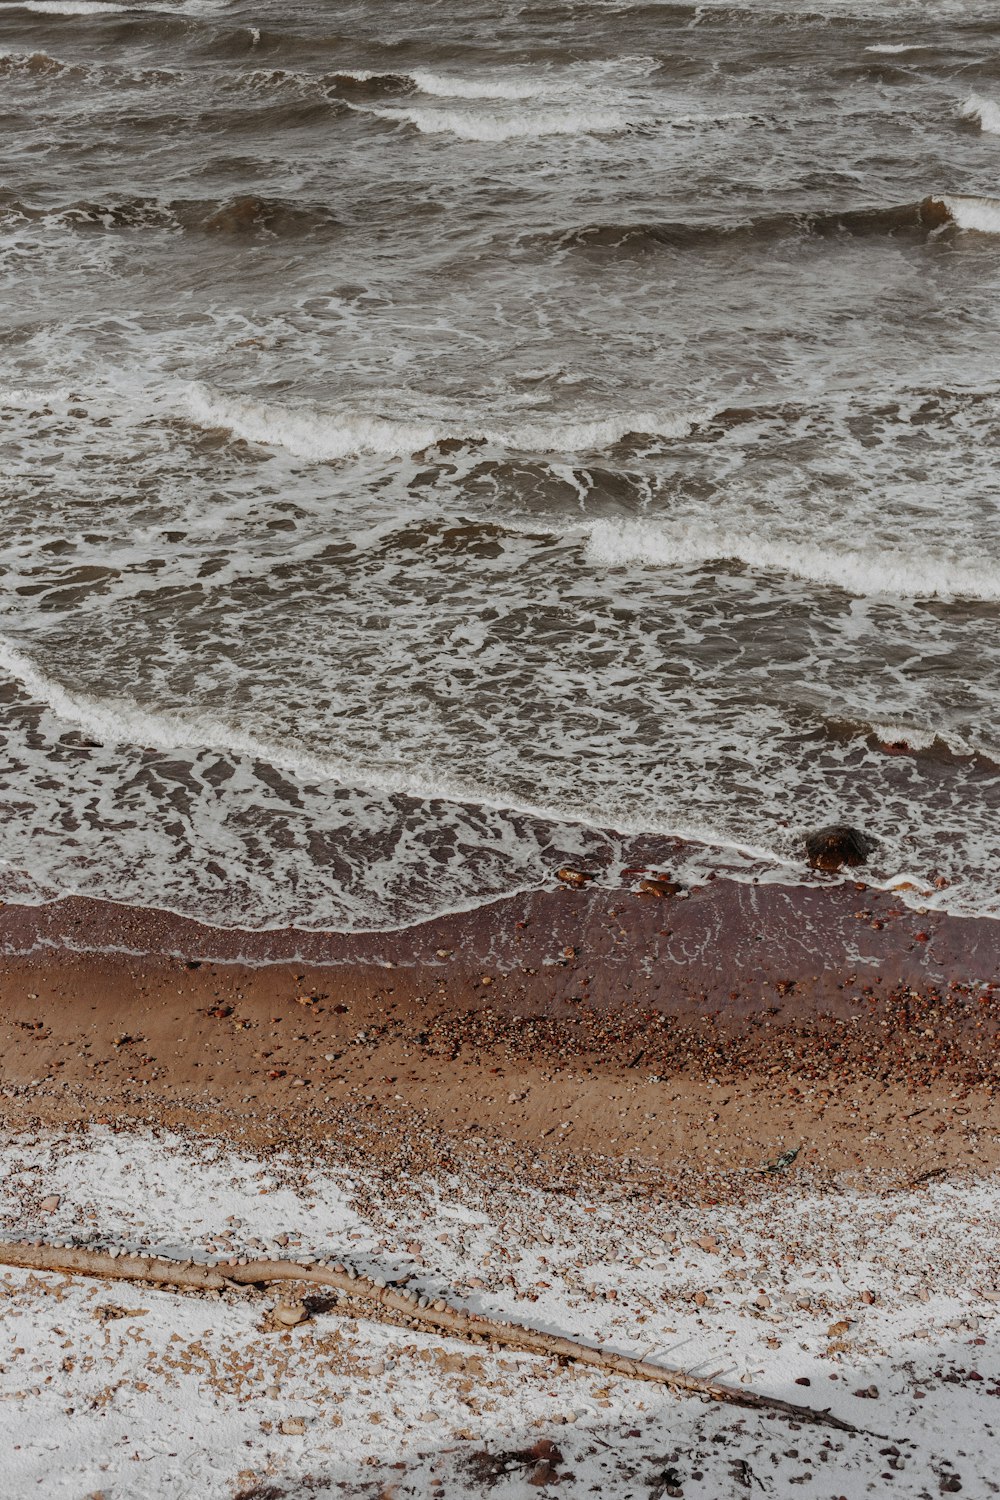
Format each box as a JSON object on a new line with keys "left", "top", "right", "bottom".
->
{"left": 4, "top": 0, "right": 1000, "bottom": 1492}
{"left": 0, "top": 874, "right": 997, "bottom": 1495}
{"left": 1, "top": 875, "right": 998, "bottom": 1179}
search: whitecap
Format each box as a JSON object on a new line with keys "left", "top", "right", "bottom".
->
{"left": 865, "top": 43, "right": 924, "bottom": 54}
{"left": 409, "top": 69, "right": 571, "bottom": 102}
{"left": 583, "top": 517, "right": 1000, "bottom": 601}
{"left": 355, "top": 103, "right": 630, "bottom": 141}
{"left": 942, "top": 193, "right": 1000, "bottom": 233}
{"left": 14, "top": 1, "right": 131, "bottom": 12}
{"left": 184, "top": 384, "right": 697, "bottom": 460}
{"left": 959, "top": 94, "right": 1000, "bottom": 135}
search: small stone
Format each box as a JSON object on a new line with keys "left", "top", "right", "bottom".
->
{"left": 279, "top": 1416, "right": 307, "bottom": 1436}
{"left": 529, "top": 1460, "right": 558, "bottom": 1486}
{"left": 860, "top": 1289, "right": 875, "bottom": 1305}
{"left": 39, "top": 1195, "right": 61, "bottom": 1213}
{"left": 555, "top": 867, "right": 594, "bottom": 889}
{"left": 272, "top": 1301, "right": 308, "bottom": 1327}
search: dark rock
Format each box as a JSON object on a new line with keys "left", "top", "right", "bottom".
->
{"left": 804, "top": 825, "right": 877, "bottom": 872}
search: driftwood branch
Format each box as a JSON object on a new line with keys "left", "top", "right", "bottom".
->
{"left": 0, "top": 1240, "right": 855, "bottom": 1432}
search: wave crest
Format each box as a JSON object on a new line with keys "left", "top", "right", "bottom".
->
{"left": 184, "top": 386, "right": 698, "bottom": 461}
{"left": 541, "top": 198, "right": 959, "bottom": 257}
{"left": 583, "top": 518, "right": 1000, "bottom": 601}
{"left": 960, "top": 95, "right": 1000, "bottom": 134}
{"left": 354, "top": 102, "right": 630, "bottom": 141}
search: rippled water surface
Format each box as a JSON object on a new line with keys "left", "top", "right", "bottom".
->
{"left": 2, "top": 0, "right": 1000, "bottom": 927}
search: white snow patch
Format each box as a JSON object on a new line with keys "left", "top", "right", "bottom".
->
{"left": 0, "top": 1128, "right": 998, "bottom": 1497}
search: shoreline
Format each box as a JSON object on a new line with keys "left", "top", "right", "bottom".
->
{"left": 1, "top": 874, "right": 997, "bottom": 1191}
{"left": 5, "top": 866, "right": 1000, "bottom": 988}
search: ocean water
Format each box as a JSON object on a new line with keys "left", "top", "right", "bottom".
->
{"left": 1, "top": 0, "right": 999, "bottom": 930}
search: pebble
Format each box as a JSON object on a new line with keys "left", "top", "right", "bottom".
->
{"left": 279, "top": 1416, "right": 307, "bottom": 1436}
{"left": 272, "top": 1301, "right": 308, "bottom": 1327}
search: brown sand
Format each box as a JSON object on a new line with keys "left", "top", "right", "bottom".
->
{"left": 0, "top": 877, "right": 997, "bottom": 1196}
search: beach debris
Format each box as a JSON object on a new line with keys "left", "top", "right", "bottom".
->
{"left": 269, "top": 1299, "right": 309, "bottom": 1328}
{"left": 761, "top": 1147, "right": 800, "bottom": 1175}
{"left": 636, "top": 876, "right": 682, "bottom": 899}
{"left": 466, "top": 1438, "right": 564, "bottom": 1488}
{"left": 804, "top": 824, "right": 877, "bottom": 872}
{"left": 730, "top": 1458, "right": 765, "bottom": 1491}
{"left": 93, "top": 1303, "right": 148, "bottom": 1323}
{"left": 0, "top": 1240, "right": 857, "bottom": 1431}
{"left": 555, "top": 867, "right": 594, "bottom": 889}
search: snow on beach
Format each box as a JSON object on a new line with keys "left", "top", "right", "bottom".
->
{"left": 0, "top": 1129, "right": 998, "bottom": 1497}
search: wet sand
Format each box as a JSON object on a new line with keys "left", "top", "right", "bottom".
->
{"left": 1, "top": 875, "right": 997, "bottom": 1193}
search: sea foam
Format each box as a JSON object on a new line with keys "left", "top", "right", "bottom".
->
{"left": 409, "top": 69, "right": 570, "bottom": 101}
{"left": 942, "top": 193, "right": 1000, "bottom": 233}
{"left": 583, "top": 518, "right": 1000, "bottom": 601}
{"left": 15, "top": 1, "right": 131, "bottom": 11}
{"left": 356, "top": 103, "right": 630, "bottom": 141}
{"left": 185, "top": 384, "right": 696, "bottom": 460}
{"left": 959, "top": 95, "right": 1000, "bottom": 135}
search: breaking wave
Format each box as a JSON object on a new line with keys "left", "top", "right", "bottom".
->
{"left": 184, "top": 386, "right": 698, "bottom": 461}
{"left": 583, "top": 518, "right": 1000, "bottom": 601}
{"left": 865, "top": 43, "right": 925, "bottom": 54}
{"left": 941, "top": 193, "right": 1000, "bottom": 233}
{"left": 0, "top": 49, "right": 78, "bottom": 75}
{"left": 354, "top": 103, "right": 630, "bottom": 141}
{"left": 407, "top": 68, "right": 570, "bottom": 101}
{"left": 959, "top": 94, "right": 1000, "bottom": 134}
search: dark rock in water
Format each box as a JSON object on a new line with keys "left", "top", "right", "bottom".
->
{"left": 804, "top": 825, "right": 877, "bottom": 872}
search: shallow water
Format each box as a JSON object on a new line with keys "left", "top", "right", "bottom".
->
{"left": 1, "top": 0, "right": 999, "bottom": 928}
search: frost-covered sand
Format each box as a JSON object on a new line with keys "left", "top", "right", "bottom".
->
{"left": 1, "top": 1129, "right": 997, "bottom": 1498}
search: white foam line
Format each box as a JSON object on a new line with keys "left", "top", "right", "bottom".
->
{"left": 2, "top": 634, "right": 994, "bottom": 928}
{"left": 583, "top": 517, "right": 1000, "bottom": 601}
{"left": 409, "top": 69, "right": 572, "bottom": 102}
{"left": 185, "top": 383, "right": 698, "bottom": 460}
{"left": 0, "top": 635, "right": 794, "bottom": 868}
{"left": 354, "top": 102, "right": 630, "bottom": 141}
{"left": 12, "top": 1, "right": 132, "bottom": 12}
{"left": 865, "top": 43, "right": 925, "bottom": 54}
